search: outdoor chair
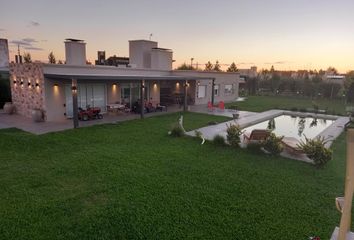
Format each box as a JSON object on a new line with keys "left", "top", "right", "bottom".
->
{"left": 243, "top": 129, "right": 270, "bottom": 144}
{"left": 281, "top": 137, "right": 304, "bottom": 155}
{"left": 207, "top": 101, "right": 214, "bottom": 112}
{"left": 218, "top": 101, "right": 225, "bottom": 112}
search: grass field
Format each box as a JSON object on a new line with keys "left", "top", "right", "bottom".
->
{"left": 226, "top": 95, "right": 351, "bottom": 115}
{"left": 0, "top": 111, "right": 350, "bottom": 239}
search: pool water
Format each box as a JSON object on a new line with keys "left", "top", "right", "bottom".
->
{"left": 242, "top": 115, "right": 334, "bottom": 141}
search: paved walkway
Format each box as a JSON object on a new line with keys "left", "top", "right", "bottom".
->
{"left": 0, "top": 106, "right": 182, "bottom": 135}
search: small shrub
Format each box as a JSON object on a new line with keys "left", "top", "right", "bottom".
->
{"left": 170, "top": 124, "right": 184, "bottom": 137}
{"left": 262, "top": 133, "right": 284, "bottom": 155}
{"left": 208, "top": 121, "right": 218, "bottom": 125}
{"left": 226, "top": 123, "right": 243, "bottom": 147}
{"left": 298, "top": 136, "right": 332, "bottom": 168}
{"left": 213, "top": 134, "right": 226, "bottom": 146}
{"left": 247, "top": 142, "right": 263, "bottom": 154}
{"left": 228, "top": 105, "right": 238, "bottom": 110}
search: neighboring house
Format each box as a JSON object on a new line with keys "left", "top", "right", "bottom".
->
{"left": 6, "top": 38, "right": 240, "bottom": 122}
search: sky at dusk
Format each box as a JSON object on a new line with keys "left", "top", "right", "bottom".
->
{"left": 0, "top": 0, "right": 353, "bottom": 73}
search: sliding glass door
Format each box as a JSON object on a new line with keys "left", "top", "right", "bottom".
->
{"left": 65, "top": 83, "right": 107, "bottom": 118}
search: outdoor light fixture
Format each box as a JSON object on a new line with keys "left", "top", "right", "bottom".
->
{"left": 20, "top": 80, "right": 24, "bottom": 85}
{"left": 13, "top": 80, "right": 16, "bottom": 84}
{"left": 71, "top": 86, "right": 77, "bottom": 91}
{"left": 35, "top": 83, "right": 40, "bottom": 87}
{"left": 54, "top": 84, "right": 58, "bottom": 87}
{"left": 28, "top": 82, "right": 31, "bottom": 87}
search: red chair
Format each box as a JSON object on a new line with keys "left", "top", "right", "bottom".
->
{"left": 207, "top": 101, "right": 214, "bottom": 112}
{"left": 218, "top": 101, "right": 225, "bottom": 111}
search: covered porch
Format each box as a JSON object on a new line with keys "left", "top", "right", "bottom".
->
{"left": 44, "top": 73, "right": 215, "bottom": 129}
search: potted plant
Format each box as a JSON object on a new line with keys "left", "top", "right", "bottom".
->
{"left": 3, "top": 102, "right": 15, "bottom": 114}
{"left": 31, "top": 108, "right": 44, "bottom": 122}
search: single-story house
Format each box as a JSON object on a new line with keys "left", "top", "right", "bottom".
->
{"left": 7, "top": 39, "right": 240, "bottom": 125}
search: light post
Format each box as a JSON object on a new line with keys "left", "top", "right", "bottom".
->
{"left": 190, "top": 58, "right": 194, "bottom": 69}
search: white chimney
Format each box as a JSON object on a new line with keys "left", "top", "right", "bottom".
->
{"left": 0, "top": 39, "right": 9, "bottom": 67}
{"left": 129, "top": 40, "right": 158, "bottom": 69}
{"left": 65, "top": 39, "right": 86, "bottom": 65}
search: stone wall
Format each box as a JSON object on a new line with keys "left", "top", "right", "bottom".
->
{"left": 9, "top": 63, "right": 46, "bottom": 119}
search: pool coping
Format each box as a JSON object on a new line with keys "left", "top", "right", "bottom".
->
{"left": 186, "top": 109, "right": 350, "bottom": 163}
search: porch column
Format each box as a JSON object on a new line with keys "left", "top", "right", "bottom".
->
{"left": 211, "top": 78, "right": 215, "bottom": 105}
{"left": 72, "top": 78, "right": 79, "bottom": 128}
{"left": 184, "top": 79, "right": 188, "bottom": 111}
{"left": 140, "top": 79, "right": 145, "bottom": 119}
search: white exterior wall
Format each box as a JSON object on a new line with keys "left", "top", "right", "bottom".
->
{"left": 148, "top": 82, "right": 160, "bottom": 105}
{"left": 44, "top": 79, "right": 67, "bottom": 121}
{"left": 151, "top": 49, "right": 173, "bottom": 71}
{"left": 107, "top": 83, "right": 121, "bottom": 104}
{"left": 65, "top": 41, "right": 86, "bottom": 66}
{"left": 172, "top": 70, "right": 239, "bottom": 105}
{"left": 0, "top": 39, "right": 9, "bottom": 67}
{"left": 129, "top": 40, "right": 157, "bottom": 69}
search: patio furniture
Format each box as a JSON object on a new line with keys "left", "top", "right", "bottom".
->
{"left": 107, "top": 103, "right": 126, "bottom": 114}
{"left": 243, "top": 129, "right": 270, "bottom": 144}
{"left": 156, "top": 103, "right": 167, "bottom": 112}
{"left": 218, "top": 101, "right": 225, "bottom": 112}
{"left": 281, "top": 137, "right": 304, "bottom": 155}
{"left": 207, "top": 101, "right": 214, "bottom": 112}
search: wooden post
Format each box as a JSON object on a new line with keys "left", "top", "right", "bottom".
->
{"left": 72, "top": 78, "right": 79, "bottom": 129}
{"left": 211, "top": 78, "right": 215, "bottom": 106}
{"left": 184, "top": 80, "right": 188, "bottom": 111}
{"left": 140, "top": 79, "right": 145, "bottom": 119}
{"left": 338, "top": 129, "right": 354, "bottom": 240}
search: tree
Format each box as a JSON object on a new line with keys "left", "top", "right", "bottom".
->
{"left": 48, "top": 52, "right": 56, "bottom": 64}
{"left": 23, "top": 52, "right": 32, "bottom": 63}
{"left": 204, "top": 61, "right": 213, "bottom": 71}
{"left": 176, "top": 63, "right": 194, "bottom": 70}
{"left": 347, "top": 82, "right": 354, "bottom": 103}
{"left": 213, "top": 60, "right": 222, "bottom": 72}
{"left": 327, "top": 67, "right": 338, "bottom": 75}
{"left": 270, "top": 65, "right": 275, "bottom": 73}
{"left": 227, "top": 62, "right": 238, "bottom": 72}
{"left": 58, "top": 60, "right": 63, "bottom": 64}
{"left": 345, "top": 71, "right": 354, "bottom": 90}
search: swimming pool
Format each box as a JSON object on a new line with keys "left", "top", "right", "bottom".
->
{"left": 242, "top": 114, "right": 335, "bottom": 141}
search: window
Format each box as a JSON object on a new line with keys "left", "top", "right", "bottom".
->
{"left": 214, "top": 85, "right": 219, "bottom": 96}
{"left": 197, "top": 85, "right": 206, "bottom": 98}
{"left": 224, "top": 84, "right": 233, "bottom": 95}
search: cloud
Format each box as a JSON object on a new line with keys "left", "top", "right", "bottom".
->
{"left": 24, "top": 46, "right": 44, "bottom": 51}
{"left": 22, "top": 38, "right": 38, "bottom": 43}
{"left": 10, "top": 38, "right": 44, "bottom": 51}
{"left": 238, "top": 62, "right": 255, "bottom": 65}
{"left": 29, "top": 21, "right": 40, "bottom": 27}
{"left": 9, "top": 40, "right": 32, "bottom": 46}
{"left": 264, "top": 61, "right": 289, "bottom": 65}
{"left": 41, "top": 39, "right": 48, "bottom": 42}
{"left": 0, "top": 28, "right": 5, "bottom": 31}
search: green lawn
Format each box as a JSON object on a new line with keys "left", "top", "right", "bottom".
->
{"left": 0, "top": 112, "right": 350, "bottom": 239}
{"left": 226, "top": 95, "right": 350, "bottom": 115}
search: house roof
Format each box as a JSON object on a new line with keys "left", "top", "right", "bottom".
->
{"left": 43, "top": 73, "right": 214, "bottom": 81}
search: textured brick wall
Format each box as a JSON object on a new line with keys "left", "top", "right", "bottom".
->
{"left": 10, "top": 63, "right": 46, "bottom": 119}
